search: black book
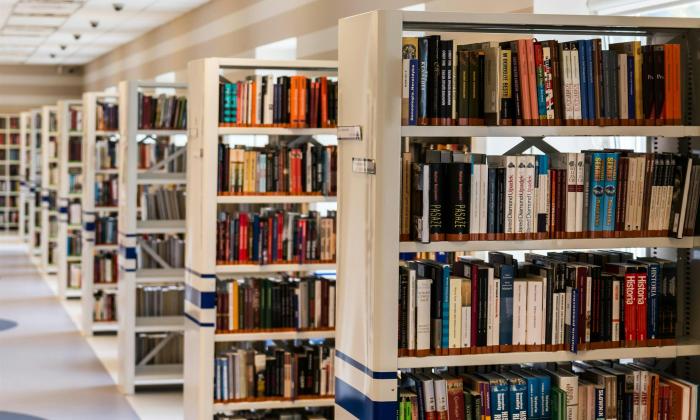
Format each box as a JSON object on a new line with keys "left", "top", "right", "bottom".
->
{"left": 426, "top": 149, "right": 446, "bottom": 241}
{"left": 653, "top": 45, "right": 666, "bottom": 121}
{"left": 440, "top": 40, "right": 454, "bottom": 124}
{"left": 444, "top": 156, "right": 470, "bottom": 240}
{"left": 477, "top": 264, "right": 489, "bottom": 347}
{"left": 427, "top": 35, "right": 441, "bottom": 124}
{"left": 496, "top": 166, "right": 506, "bottom": 234}
{"left": 510, "top": 41, "right": 523, "bottom": 124}
{"left": 456, "top": 49, "right": 469, "bottom": 125}
{"left": 642, "top": 45, "right": 656, "bottom": 120}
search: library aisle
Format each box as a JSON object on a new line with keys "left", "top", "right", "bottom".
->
{"left": 0, "top": 240, "right": 178, "bottom": 419}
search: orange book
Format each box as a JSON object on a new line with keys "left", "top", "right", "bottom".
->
{"left": 673, "top": 44, "right": 681, "bottom": 124}
{"left": 299, "top": 77, "right": 307, "bottom": 128}
{"left": 320, "top": 77, "right": 329, "bottom": 128}
{"left": 518, "top": 39, "right": 532, "bottom": 124}
{"left": 664, "top": 45, "right": 672, "bottom": 123}
{"left": 526, "top": 39, "right": 538, "bottom": 125}
{"left": 290, "top": 77, "right": 299, "bottom": 128}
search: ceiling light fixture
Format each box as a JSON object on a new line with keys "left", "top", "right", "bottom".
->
{"left": 90, "top": 20, "right": 98, "bottom": 28}
{"left": 50, "top": 53, "right": 56, "bottom": 58}
{"left": 73, "top": 33, "right": 80, "bottom": 40}
{"left": 60, "top": 44, "right": 66, "bottom": 50}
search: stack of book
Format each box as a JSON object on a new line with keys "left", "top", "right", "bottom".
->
{"left": 398, "top": 251, "right": 676, "bottom": 356}
{"left": 136, "top": 333, "right": 183, "bottom": 365}
{"left": 218, "top": 75, "right": 337, "bottom": 128}
{"left": 217, "top": 143, "right": 337, "bottom": 196}
{"left": 68, "top": 264, "right": 81, "bottom": 289}
{"left": 214, "top": 344, "right": 335, "bottom": 402}
{"left": 68, "top": 173, "right": 82, "bottom": 194}
{"left": 398, "top": 362, "right": 698, "bottom": 420}
{"left": 69, "top": 107, "right": 82, "bottom": 131}
{"left": 215, "top": 276, "right": 335, "bottom": 333}
{"left": 96, "top": 102, "right": 118, "bottom": 131}
{"left": 215, "top": 411, "right": 332, "bottom": 420}
{"left": 137, "top": 235, "right": 185, "bottom": 269}
{"left": 136, "top": 285, "right": 185, "bottom": 317}
{"left": 137, "top": 93, "right": 187, "bottom": 130}
{"left": 66, "top": 231, "right": 81, "bottom": 257}
{"left": 68, "top": 201, "right": 81, "bottom": 225}
{"left": 95, "top": 216, "right": 117, "bottom": 245}
{"left": 95, "top": 177, "right": 118, "bottom": 207}
{"left": 94, "top": 252, "right": 118, "bottom": 284}
{"left": 139, "top": 188, "right": 185, "bottom": 220}
{"left": 94, "top": 290, "right": 117, "bottom": 321}
{"left": 402, "top": 145, "right": 700, "bottom": 242}
{"left": 68, "top": 137, "right": 81, "bottom": 161}
{"left": 401, "top": 37, "right": 682, "bottom": 126}
{"left": 216, "top": 209, "right": 336, "bottom": 265}
{"left": 96, "top": 140, "right": 117, "bottom": 169}
{"left": 138, "top": 141, "right": 186, "bottom": 172}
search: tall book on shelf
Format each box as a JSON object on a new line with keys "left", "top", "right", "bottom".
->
{"left": 117, "top": 80, "right": 188, "bottom": 394}
{"left": 80, "top": 92, "right": 120, "bottom": 335}
{"left": 40, "top": 105, "right": 59, "bottom": 273}
{"left": 57, "top": 100, "right": 83, "bottom": 299}
{"left": 28, "top": 108, "right": 42, "bottom": 257}
{"left": 19, "top": 112, "right": 31, "bottom": 242}
{"left": 185, "top": 58, "right": 338, "bottom": 420}
{"left": 0, "top": 114, "right": 20, "bottom": 234}
{"left": 335, "top": 11, "right": 700, "bottom": 419}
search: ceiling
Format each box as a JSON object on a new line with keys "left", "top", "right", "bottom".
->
{"left": 0, "top": 0, "right": 209, "bottom": 65}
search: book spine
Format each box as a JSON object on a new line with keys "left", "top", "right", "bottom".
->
{"left": 603, "top": 153, "right": 619, "bottom": 233}
{"left": 535, "top": 43, "right": 547, "bottom": 121}
{"left": 647, "top": 264, "right": 659, "bottom": 340}
{"left": 409, "top": 60, "right": 419, "bottom": 125}
{"left": 636, "top": 271, "right": 647, "bottom": 342}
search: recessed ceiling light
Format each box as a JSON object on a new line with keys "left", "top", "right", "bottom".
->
{"left": 90, "top": 20, "right": 98, "bottom": 28}
{"left": 60, "top": 44, "right": 66, "bottom": 50}
{"left": 73, "top": 33, "right": 81, "bottom": 40}
{"left": 49, "top": 53, "right": 56, "bottom": 58}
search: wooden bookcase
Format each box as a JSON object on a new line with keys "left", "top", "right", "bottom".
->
{"left": 116, "top": 80, "right": 188, "bottom": 393}
{"left": 40, "top": 105, "right": 58, "bottom": 274}
{"left": 19, "top": 111, "right": 31, "bottom": 242}
{"left": 0, "top": 114, "right": 20, "bottom": 234}
{"left": 80, "top": 92, "right": 119, "bottom": 335}
{"left": 57, "top": 100, "right": 83, "bottom": 299}
{"left": 28, "top": 108, "right": 42, "bottom": 258}
{"left": 184, "top": 58, "right": 338, "bottom": 419}
{"left": 335, "top": 10, "right": 700, "bottom": 419}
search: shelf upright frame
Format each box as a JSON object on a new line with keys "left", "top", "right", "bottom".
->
{"left": 19, "top": 111, "right": 31, "bottom": 242}
{"left": 0, "top": 114, "right": 20, "bottom": 234}
{"left": 184, "top": 57, "right": 338, "bottom": 419}
{"left": 117, "top": 80, "right": 188, "bottom": 394}
{"left": 40, "top": 105, "right": 58, "bottom": 273}
{"left": 336, "top": 10, "right": 700, "bottom": 419}
{"left": 57, "top": 100, "right": 83, "bottom": 299}
{"left": 28, "top": 108, "right": 42, "bottom": 258}
{"left": 80, "top": 92, "right": 120, "bottom": 335}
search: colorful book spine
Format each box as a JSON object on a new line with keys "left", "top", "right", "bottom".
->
{"left": 408, "top": 59, "right": 420, "bottom": 125}
{"left": 603, "top": 152, "right": 619, "bottom": 232}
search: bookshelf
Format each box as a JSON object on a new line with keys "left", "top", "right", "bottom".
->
{"left": 0, "top": 114, "right": 20, "bottom": 234}
{"left": 80, "top": 92, "right": 119, "bottom": 335}
{"left": 40, "top": 105, "right": 58, "bottom": 274}
{"left": 184, "top": 58, "right": 338, "bottom": 419}
{"left": 28, "top": 108, "right": 42, "bottom": 258}
{"left": 335, "top": 11, "right": 700, "bottom": 419}
{"left": 56, "top": 100, "right": 83, "bottom": 299}
{"left": 19, "top": 112, "right": 31, "bottom": 242}
{"left": 117, "top": 80, "right": 188, "bottom": 393}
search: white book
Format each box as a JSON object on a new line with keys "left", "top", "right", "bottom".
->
{"left": 552, "top": 292, "right": 560, "bottom": 346}
{"left": 571, "top": 46, "right": 582, "bottom": 120}
{"left": 416, "top": 278, "right": 432, "bottom": 352}
{"left": 632, "top": 370, "right": 641, "bottom": 420}
{"left": 421, "top": 375, "right": 436, "bottom": 413}
{"left": 575, "top": 153, "right": 585, "bottom": 234}
{"left": 433, "top": 375, "right": 448, "bottom": 414}
{"left": 448, "top": 276, "right": 462, "bottom": 349}
{"left": 639, "top": 370, "right": 649, "bottom": 420}
{"left": 612, "top": 279, "right": 621, "bottom": 342}
{"left": 407, "top": 269, "right": 416, "bottom": 351}
{"left": 487, "top": 269, "right": 496, "bottom": 346}
{"left": 480, "top": 164, "right": 488, "bottom": 235}
{"left": 264, "top": 75, "right": 274, "bottom": 125}
{"left": 559, "top": 290, "right": 566, "bottom": 346}
{"left": 515, "top": 156, "right": 527, "bottom": 234}
{"left": 526, "top": 278, "right": 543, "bottom": 346}
{"left": 626, "top": 156, "right": 637, "bottom": 231}
{"left": 562, "top": 48, "right": 573, "bottom": 120}
{"left": 619, "top": 54, "right": 628, "bottom": 121}
{"left": 675, "top": 157, "right": 693, "bottom": 237}
{"left": 462, "top": 306, "right": 471, "bottom": 348}
{"left": 314, "top": 280, "right": 322, "bottom": 326}
{"left": 513, "top": 279, "right": 528, "bottom": 346}
{"left": 523, "top": 155, "right": 536, "bottom": 234}
{"left": 469, "top": 159, "right": 480, "bottom": 235}
{"left": 328, "top": 284, "right": 335, "bottom": 328}
{"left": 505, "top": 155, "right": 517, "bottom": 235}
{"left": 565, "top": 286, "right": 572, "bottom": 348}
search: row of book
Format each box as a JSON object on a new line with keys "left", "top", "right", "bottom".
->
{"left": 66, "top": 201, "right": 81, "bottom": 225}
{"left": 401, "top": 37, "right": 682, "bottom": 126}
{"left": 94, "top": 252, "right": 118, "bottom": 284}
{"left": 66, "top": 232, "right": 81, "bottom": 257}
{"left": 69, "top": 107, "right": 82, "bottom": 132}
{"left": 0, "top": 212, "right": 18, "bottom": 224}
{"left": 399, "top": 362, "right": 698, "bottom": 420}
{"left": 95, "top": 216, "right": 117, "bottom": 245}
{"left": 217, "top": 143, "right": 337, "bottom": 196}
{"left": 96, "top": 139, "right": 117, "bottom": 169}
{"left": 0, "top": 133, "right": 20, "bottom": 144}
{"left": 136, "top": 285, "right": 184, "bottom": 317}
{"left": 137, "top": 333, "right": 183, "bottom": 366}
{"left": 94, "top": 289, "right": 117, "bottom": 321}
{"left": 0, "top": 117, "right": 19, "bottom": 129}
{"left": 95, "top": 177, "right": 118, "bottom": 207}
{"left": 214, "top": 344, "right": 335, "bottom": 402}
{"left": 402, "top": 145, "right": 700, "bottom": 242}
{"left": 68, "top": 263, "right": 81, "bottom": 289}
{"left": 138, "top": 141, "right": 186, "bottom": 172}
{"left": 96, "top": 102, "right": 119, "bottom": 131}
{"left": 0, "top": 149, "right": 20, "bottom": 161}
{"left": 215, "top": 277, "right": 335, "bottom": 333}
{"left": 218, "top": 75, "right": 338, "bottom": 128}
{"left": 216, "top": 210, "right": 336, "bottom": 265}
{"left": 68, "top": 137, "right": 82, "bottom": 162}
{"left": 67, "top": 173, "right": 82, "bottom": 194}
{"left": 139, "top": 187, "right": 185, "bottom": 220}
{"left": 138, "top": 235, "right": 185, "bottom": 269}
{"left": 398, "top": 251, "right": 677, "bottom": 356}
{"left": 137, "top": 93, "right": 187, "bottom": 130}
{"left": 215, "top": 412, "right": 331, "bottom": 420}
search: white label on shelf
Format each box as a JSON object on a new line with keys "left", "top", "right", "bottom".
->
{"left": 337, "top": 125, "right": 362, "bottom": 141}
{"left": 352, "top": 157, "right": 375, "bottom": 175}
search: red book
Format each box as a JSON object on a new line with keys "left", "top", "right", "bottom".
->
{"left": 470, "top": 263, "right": 479, "bottom": 349}
{"left": 624, "top": 272, "right": 636, "bottom": 344}
{"left": 636, "top": 270, "right": 648, "bottom": 341}
{"left": 445, "top": 376, "right": 465, "bottom": 420}
{"left": 276, "top": 212, "right": 284, "bottom": 262}
{"left": 534, "top": 41, "right": 545, "bottom": 121}
{"left": 240, "top": 212, "right": 249, "bottom": 262}
{"left": 320, "top": 77, "right": 328, "bottom": 128}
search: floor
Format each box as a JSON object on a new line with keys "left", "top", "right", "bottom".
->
{"left": 0, "top": 239, "right": 183, "bottom": 420}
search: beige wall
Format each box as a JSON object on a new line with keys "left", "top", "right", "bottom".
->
{"left": 83, "top": 0, "right": 533, "bottom": 91}
{"left": 0, "top": 65, "right": 82, "bottom": 113}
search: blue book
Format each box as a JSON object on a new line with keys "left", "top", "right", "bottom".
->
{"left": 594, "top": 386, "right": 606, "bottom": 420}
{"left": 577, "top": 40, "right": 589, "bottom": 121}
{"left": 252, "top": 215, "right": 260, "bottom": 261}
{"left": 536, "top": 155, "right": 550, "bottom": 233}
{"left": 498, "top": 263, "right": 514, "bottom": 346}
{"left": 440, "top": 263, "right": 451, "bottom": 350}
{"left": 627, "top": 56, "right": 635, "bottom": 120}
{"left": 603, "top": 152, "right": 619, "bottom": 232}
{"left": 499, "top": 373, "right": 528, "bottom": 420}
{"left": 586, "top": 40, "right": 595, "bottom": 121}
{"left": 418, "top": 37, "right": 429, "bottom": 122}
{"left": 481, "top": 373, "right": 510, "bottom": 420}
{"left": 513, "top": 369, "right": 540, "bottom": 419}
{"left": 588, "top": 152, "right": 606, "bottom": 232}
{"left": 534, "top": 370, "right": 552, "bottom": 419}
{"left": 408, "top": 59, "right": 419, "bottom": 125}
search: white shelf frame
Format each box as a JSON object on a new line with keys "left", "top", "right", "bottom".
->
{"left": 81, "top": 92, "right": 120, "bottom": 336}
{"left": 57, "top": 100, "right": 83, "bottom": 300}
{"left": 27, "top": 108, "right": 42, "bottom": 256}
{"left": 117, "top": 80, "right": 188, "bottom": 394}
{"left": 335, "top": 10, "right": 700, "bottom": 419}
{"left": 185, "top": 58, "right": 338, "bottom": 419}
{"left": 0, "top": 114, "right": 20, "bottom": 233}
{"left": 40, "top": 105, "right": 58, "bottom": 273}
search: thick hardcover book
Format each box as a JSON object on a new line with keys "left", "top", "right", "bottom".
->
{"left": 439, "top": 40, "right": 454, "bottom": 124}
{"left": 426, "top": 150, "right": 445, "bottom": 241}
{"left": 445, "top": 157, "right": 470, "bottom": 240}
{"left": 457, "top": 49, "right": 470, "bottom": 125}
{"left": 418, "top": 37, "right": 430, "bottom": 125}
{"left": 499, "top": 44, "right": 513, "bottom": 124}
{"left": 642, "top": 45, "right": 656, "bottom": 122}
{"left": 427, "top": 35, "right": 441, "bottom": 125}
{"left": 510, "top": 41, "right": 523, "bottom": 125}
{"left": 653, "top": 45, "right": 666, "bottom": 123}
{"left": 603, "top": 153, "right": 619, "bottom": 233}
{"left": 577, "top": 40, "right": 589, "bottom": 122}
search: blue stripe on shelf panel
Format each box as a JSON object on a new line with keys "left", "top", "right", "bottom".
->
{"left": 117, "top": 231, "right": 138, "bottom": 238}
{"left": 185, "top": 284, "right": 216, "bottom": 309}
{"left": 184, "top": 312, "right": 215, "bottom": 328}
{"left": 335, "top": 350, "right": 396, "bottom": 380}
{"left": 335, "top": 378, "right": 397, "bottom": 419}
{"left": 121, "top": 246, "right": 137, "bottom": 260}
{"left": 185, "top": 267, "right": 217, "bottom": 279}
{"left": 84, "top": 222, "right": 95, "bottom": 232}
{"left": 58, "top": 207, "right": 68, "bottom": 214}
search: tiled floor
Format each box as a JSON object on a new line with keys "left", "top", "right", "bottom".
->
{"left": 0, "top": 240, "right": 183, "bottom": 420}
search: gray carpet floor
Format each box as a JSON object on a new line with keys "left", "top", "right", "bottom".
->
{"left": 0, "top": 243, "right": 138, "bottom": 420}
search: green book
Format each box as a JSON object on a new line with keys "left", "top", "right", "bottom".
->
{"left": 551, "top": 386, "right": 567, "bottom": 420}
